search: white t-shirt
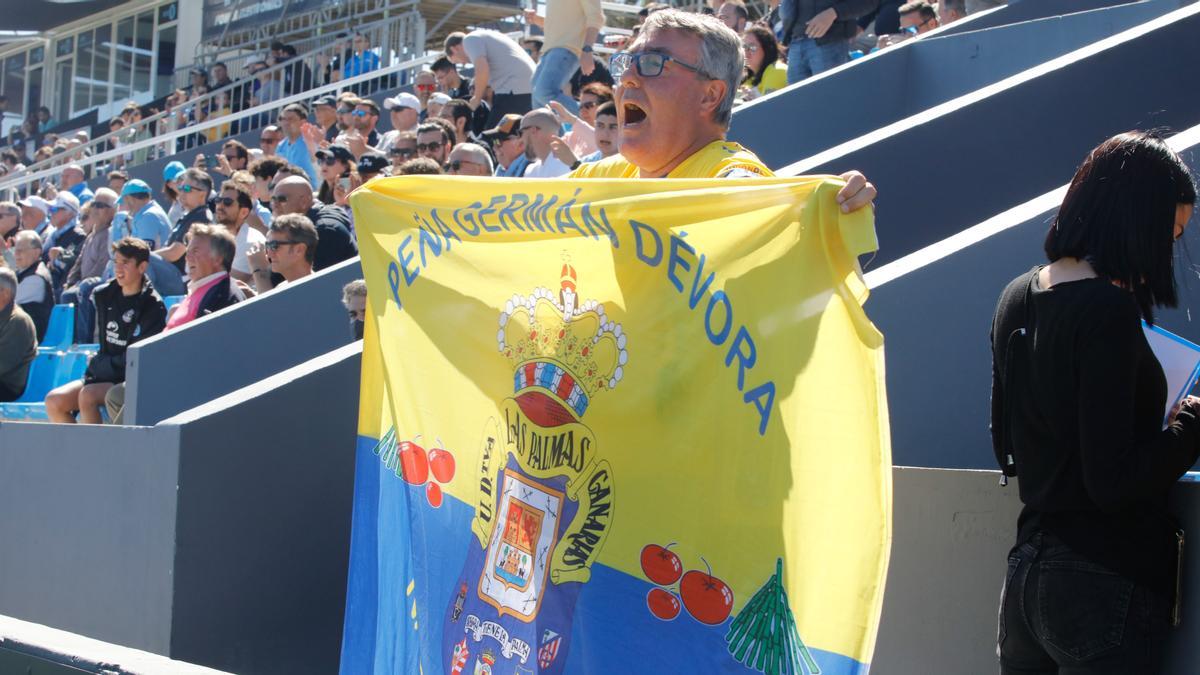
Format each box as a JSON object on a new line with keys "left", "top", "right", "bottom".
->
{"left": 523, "top": 154, "right": 572, "bottom": 179}
{"left": 232, "top": 224, "right": 265, "bottom": 275}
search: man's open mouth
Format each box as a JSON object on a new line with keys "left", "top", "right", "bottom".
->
{"left": 623, "top": 103, "right": 648, "bottom": 126}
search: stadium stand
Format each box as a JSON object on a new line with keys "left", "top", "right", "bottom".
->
{"left": 4, "top": 0, "right": 1200, "bottom": 673}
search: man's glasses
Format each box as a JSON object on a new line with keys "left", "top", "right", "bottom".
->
{"left": 609, "top": 51, "right": 711, "bottom": 79}
{"left": 264, "top": 239, "right": 299, "bottom": 251}
{"left": 91, "top": 202, "right": 113, "bottom": 209}
{"left": 269, "top": 194, "right": 288, "bottom": 203}
{"left": 260, "top": 136, "right": 280, "bottom": 144}
{"left": 416, "top": 84, "right": 435, "bottom": 92}
{"left": 180, "top": 184, "right": 204, "bottom": 193}
{"left": 352, "top": 110, "right": 368, "bottom": 117}
{"left": 337, "top": 108, "right": 353, "bottom": 115}
{"left": 447, "top": 161, "right": 465, "bottom": 172}
{"left": 223, "top": 154, "right": 239, "bottom": 162}
{"left": 416, "top": 142, "right": 443, "bottom": 152}
{"left": 216, "top": 196, "right": 238, "bottom": 207}
{"left": 742, "top": 43, "right": 760, "bottom": 54}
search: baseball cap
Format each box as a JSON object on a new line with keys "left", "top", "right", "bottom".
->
{"left": 429, "top": 92, "right": 452, "bottom": 106}
{"left": 17, "top": 195, "right": 50, "bottom": 216}
{"left": 483, "top": 114, "right": 523, "bottom": 139}
{"left": 315, "top": 144, "right": 355, "bottom": 163}
{"left": 357, "top": 153, "right": 389, "bottom": 175}
{"left": 50, "top": 191, "right": 80, "bottom": 215}
{"left": 313, "top": 95, "right": 337, "bottom": 109}
{"left": 163, "top": 161, "right": 187, "bottom": 183}
{"left": 384, "top": 92, "right": 421, "bottom": 111}
{"left": 118, "top": 179, "right": 153, "bottom": 203}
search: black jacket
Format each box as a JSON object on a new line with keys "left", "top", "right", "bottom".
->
{"left": 781, "top": 0, "right": 879, "bottom": 45}
{"left": 16, "top": 262, "right": 53, "bottom": 342}
{"left": 86, "top": 276, "right": 167, "bottom": 384}
{"left": 193, "top": 274, "right": 242, "bottom": 318}
{"left": 306, "top": 203, "right": 359, "bottom": 271}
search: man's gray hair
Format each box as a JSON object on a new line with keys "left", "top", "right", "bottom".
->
{"left": 0, "top": 267, "right": 16, "bottom": 298}
{"left": 642, "top": 9, "right": 744, "bottom": 127}
{"left": 342, "top": 279, "right": 367, "bottom": 308}
{"left": 450, "top": 142, "right": 495, "bottom": 174}
{"left": 14, "top": 229, "right": 41, "bottom": 249}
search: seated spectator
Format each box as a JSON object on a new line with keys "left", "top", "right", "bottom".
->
{"left": 357, "top": 153, "right": 390, "bottom": 182}
{"left": 569, "top": 52, "right": 614, "bottom": 101}
{"left": 583, "top": 101, "right": 619, "bottom": 162}
{"left": 344, "top": 32, "right": 382, "bottom": 80}
{"left": 158, "top": 168, "right": 214, "bottom": 275}
{"left": 0, "top": 201, "right": 19, "bottom": 268}
{"left": 61, "top": 164, "right": 94, "bottom": 205}
{"left": 551, "top": 82, "right": 613, "bottom": 157}
{"left": 246, "top": 213, "right": 319, "bottom": 293}
{"left": 0, "top": 267, "right": 37, "bottom": 402}
{"left": 389, "top": 131, "right": 418, "bottom": 170}
{"left": 214, "top": 181, "right": 265, "bottom": 284}
{"left": 11, "top": 231, "right": 52, "bottom": 340}
{"left": 939, "top": 0, "right": 966, "bottom": 24}
{"left": 115, "top": 179, "right": 172, "bottom": 248}
{"left": 414, "top": 70, "right": 438, "bottom": 117}
{"left": 718, "top": 0, "right": 749, "bottom": 32}
{"left": 269, "top": 176, "right": 357, "bottom": 271}
{"left": 60, "top": 188, "right": 119, "bottom": 343}
{"left": 45, "top": 237, "right": 166, "bottom": 424}
{"left": 162, "top": 160, "right": 187, "bottom": 224}
{"left": 342, "top": 279, "right": 367, "bottom": 340}
{"left": 878, "top": 1, "right": 939, "bottom": 48}
{"left": 483, "top": 114, "right": 529, "bottom": 177}
{"left": 520, "top": 109, "right": 573, "bottom": 178}
{"left": 448, "top": 143, "right": 494, "bottom": 177}
{"left": 439, "top": 99, "right": 476, "bottom": 147}
{"left": 431, "top": 56, "right": 473, "bottom": 101}
{"left": 258, "top": 125, "right": 283, "bottom": 157}
{"left": 381, "top": 93, "right": 421, "bottom": 151}
{"left": 228, "top": 169, "right": 272, "bottom": 232}
{"left": 166, "top": 224, "right": 245, "bottom": 330}
{"left": 427, "top": 92, "right": 451, "bottom": 121}
{"left": 741, "top": 25, "right": 788, "bottom": 100}
{"left": 219, "top": 139, "right": 250, "bottom": 174}
{"left": 444, "top": 30, "right": 536, "bottom": 127}
{"left": 416, "top": 123, "right": 453, "bottom": 168}
{"left": 336, "top": 95, "right": 359, "bottom": 136}
{"left": 43, "top": 193, "right": 85, "bottom": 295}
{"left": 397, "top": 158, "right": 444, "bottom": 176}
{"left": 316, "top": 144, "right": 356, "bottom": 204}
{"left": 351, "top": 99, "right": 383, "bottom": 149}
{"left": 250, "top": 64, "right": 283, "bottom": 107}
{"left": 18, "top": 196, "right": 49, "bottom": 237}
{"left": 313, "top": 96, "right": 340, "bottom": 142}
{"left": 249, "top": 156, "right": 288, "bottom": 214}
{"left": 426, "top": 117, "right": 459, "bottom": 148}
{"left": 107, "top": 170, "right": 128, "bottom": 193}
{"left": 277, "top": 103, "right": 319, "bottom": 186}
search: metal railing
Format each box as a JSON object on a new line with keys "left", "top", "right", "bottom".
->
{"left": 0, "top": 10, "right": 426, "bottom": 196}
{"left": 0, "top": 39, "right": 440, "bottom": 199}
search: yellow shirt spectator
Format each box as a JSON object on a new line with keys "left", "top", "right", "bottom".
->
{"left": 569, "top": 140, "right": 774, "bottom": 179}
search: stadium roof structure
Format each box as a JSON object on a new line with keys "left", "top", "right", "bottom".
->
{"left": 417, "top": 0, "right": 523, "bottom": 48}
{"left": 5, "top": 0, "right": 129, "bottom": 32}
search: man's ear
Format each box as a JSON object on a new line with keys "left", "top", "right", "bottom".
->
{"left": 699, "top": 78, "right": 727, "bottom": 119}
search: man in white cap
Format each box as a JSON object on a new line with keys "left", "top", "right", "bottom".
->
{"left": 379, "top": 92, "right": 422, "bottom": 152}
{"left": 61, "top": 163, "right": 94, "bottom": 205}
{"left": 426, "top": 92, "right": 452, "bottom": 121}
{"left": 17, "top": 196, "right": 50, "bottom": 237}
{"left": 42, "top": 192, "right": 83, "bottom": 261}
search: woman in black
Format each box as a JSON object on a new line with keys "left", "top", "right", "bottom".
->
{"left": 992, "top": 132, "right": 1200, "bottom": 673}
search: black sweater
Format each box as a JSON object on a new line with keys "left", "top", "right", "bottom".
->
{"left": 991, "top": 267, "right": 1200, "bottom": 597}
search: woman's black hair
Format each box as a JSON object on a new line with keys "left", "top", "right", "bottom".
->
{"left": 742, "top": 24, "right": 780, "bottom": 89}
{"left": 1045, "top": 130, "right": 1196, "bottom": 322}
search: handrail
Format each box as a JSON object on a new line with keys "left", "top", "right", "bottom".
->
{"left": 6, "top": 11, "right": 425, "bottom": 187}
{"left": 0, "top": 51, "right": 440, "bottom": 198}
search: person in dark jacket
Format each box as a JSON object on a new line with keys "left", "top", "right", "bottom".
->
{"left": 12, "top": 230, "right": 53, "bottom": 341}
{"left": 165, "top": 224, "right": 245, "bottom": 330}
{"left": 779, "top": 0, "right": 878, "bottom": 84}
{"left": 45, "top": 238, "right": 166, "bottom": 424}
{"left": 992, "top": 132, "right": 1200, "bottom": 673}
{"left": 269, "top": 176, "right": 358, "bottom": 271}
{"left": 0, "top": 268, "right": 37, "bottom": 402}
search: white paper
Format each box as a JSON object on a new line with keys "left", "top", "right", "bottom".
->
{"left": 1143, "top": 321, "right": 1200, "bottom": 429}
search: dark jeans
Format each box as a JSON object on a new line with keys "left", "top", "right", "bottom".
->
{"left": 998, "top": 532, "right": 1171, "bottom": 674}
{"left": 487, "top": 93, "right": 533, "bottom": 129}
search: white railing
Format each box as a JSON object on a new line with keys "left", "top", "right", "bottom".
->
{"left": 1, "top": 11, "right": 426, "bottom": 195}
{"left": 0, "top": 50, "right": 439, "bottom": 199}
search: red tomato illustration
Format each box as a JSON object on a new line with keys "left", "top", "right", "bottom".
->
{"left": 426, "top": 482, "right": 443, "bottom": 508}
{"left": 398, "top": 440, "right": 429, "bottom": 485}
{"left": 680, "top": 564, "right": 734, "bottom": 625}
{"left": 428, "top": 446, "right": 456, "bottom": 484}
{"left": 646, "top": 587, "right": 681, "bottom": 621}
{"left": 640, "top": 543, "right": 683, "bottom": 586}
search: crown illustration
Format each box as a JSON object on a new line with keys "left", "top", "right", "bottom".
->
{"left": 497, "top": 262, "right": 628, "bottom": 422}
{"left": 480, "top": 649, "right": 496, "bottom": 666}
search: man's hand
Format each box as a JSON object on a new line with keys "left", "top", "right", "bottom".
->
{"left": 523, "top": 9, "right": 545, "bottom": 27}
{"left": 246, "top": 241, "right": 269, "bottom": 272}
{"left": 48, "top": 246, "right": 63, "bottom": 261}
{"left": 579, "top": 54, "right": 595, "bottom": 76}
{"left": 549, "top": 136, "right": 579, "bottom": 168}
{"left": 192, "top": 153, "right": 206, "bottom": 169}
{"left": 343, "top": 130, "right": 368, "bottom": 158}
{"left": 548, "top": 101, "right": 581, "bottom": 127}
{"left": 805, "top": 7, "right": 838, "bottom": 39}
{"left": 302, "top": 122, "right": 324, "bottom": 150}
{"left": 216, "top": 153, "right": 233, "bottom": 175}
{"left": 837, "top": 171, "right": 877, "bottom": 214}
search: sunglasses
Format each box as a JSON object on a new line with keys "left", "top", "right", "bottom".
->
{"left": 416, "top": 142, "right": 443, "bottom": 152}
{"left": 352, "top": 110, "right": 368, "bottom": 117}
{"left": 321, "top": 157, "right": 344, "bottom": 165}
{"left": 337, "top": 108, "right": 353, "bottom": 115}
{"left": 216, "top": 196, "right": 240, "bottom": 207}
{"left": 609, "top": 51, "right": 710, "bottom": 79}
{"left": 264, "top": 239, "right": 299, "bottom": 250}
{"left": 742, "top": 43, "right": 760, "bottom": 53}
{"left": 91, "top": 202, "right": 113, "bottom": 209}
{"left": 223, "top": 154, "right": 239, "bottom": 161}
{"left": 180, "top": 184, "right": 204, "bottom": 193}
{"left": 416, "top": 84, "right": 435, "bottom": 91}
{"left": 448, "top": 161, "right": 465, "bottom": 172}
{"left": 260, "top": 136, "right": 280, "bottom": 144}
{"left": 269, "top": 194, "right": 288, "bottom": 203}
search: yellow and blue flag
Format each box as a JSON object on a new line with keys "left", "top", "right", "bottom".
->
{"left": 341, "top": 175, "right": 892, "bottom": 674}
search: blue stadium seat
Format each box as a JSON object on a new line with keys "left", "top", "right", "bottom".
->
{"left": 164, "top": 295, "right": 185, "bottom": 312}
{"left": 41, "top": 304, "right": 74, "bottom": 351}
{"left": 15, "top": 352, "right": 61, "bottom": 403}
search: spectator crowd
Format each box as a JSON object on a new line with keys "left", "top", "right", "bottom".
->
{"left": 0, "top": 0, "right": 992, "bottom": 421}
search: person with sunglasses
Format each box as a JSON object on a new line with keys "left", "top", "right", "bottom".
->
{"left": 351, "top": 100, "right": 383, "bottom": 148}
{"left": 877, "top": 0, "right": 939, "bottom": 49}
{"left": 246, "top": 213, "right": 319, "bottom": 294}
{"left": 447, "top": 143, "right": 495, "bottom": 177}
{"left": 267, "top": 175, "right": 357, "bottom": 273}
{"left": 415, "top": 123, "right": 453, "bottom": 167}
{"left": 389, "top": 131, "right": 419, "bottom": 171}
{"left": 60, "top": 188, "right": 119, "bottom": 343}
{"left": 315, "top": 144, "right": 356, "bottom": 205}
{"left": 157, "top": 168, "right": 214, "bottom": 276}
{"left": 482, "top": 114, "right": 530, "bottom": 177}
{"left": 380, "top": 93, "right": 422, "bottom": 153}
{"left": 414, "top": 70, "right": 438, "bottom": 116}
{"left": 214, "top": 181, "right": 265, "bottom": 285}
{"left": 258, "top": 125, "right": 283, "bottom": 158}
{"left": 571, "top": 9, "right": 876, "bottom": 214}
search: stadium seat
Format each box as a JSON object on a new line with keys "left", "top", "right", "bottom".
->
{"left": 41, "top": 304, "right": 74, "bottom": 351}
{"left": 164, "top": 295, "right": 185, "bottom": 312}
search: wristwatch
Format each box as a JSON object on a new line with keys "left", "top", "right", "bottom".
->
{"left": 581, "top": 45, "right": 593, "bottom": 53}
{"left": 570, "top": 160, "right": 582, "bottom": 170}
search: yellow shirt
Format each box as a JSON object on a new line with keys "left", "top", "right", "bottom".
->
{"left": 757, "top": 62, "right": 789, "bottom": 96}
{"left": 543, "top": 0, "right": 605, "bottom": 56}
{"left": 569, "top": 139, "right": 774, "bottom": 179}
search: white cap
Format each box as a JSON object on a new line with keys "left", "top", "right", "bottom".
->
{"left": 384, "top": 92, "right": 421, "bottom": 111}
{"left": 429, "top": 92, "right": 452, "bottom": 105}
{"left": 51, "top": 191, "right": 80, "bottom": 215}
{"left": 17, "top": 195, "right": 50, "bottom": 215}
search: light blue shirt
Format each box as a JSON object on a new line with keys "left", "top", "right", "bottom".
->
{"left": 278, "top": 135, "right": 319, "bottom": 188}
{"left": 124, "top": 201, "right": 173, "bottom": 248}
{"left": 255, "top": 202, "right": 272, "bottom": 228}
{"left": 68, "top": 182, "right": 94, "bottom": 205}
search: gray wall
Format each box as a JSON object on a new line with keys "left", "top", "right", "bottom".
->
{"left": 729, "top": 0, "right": 1184, "bottom": 171}
{"left": 0, "top": 342, "right": 361, "bottom": 675}
{"left": 124, "top": 257, "right": 360, "bottom": 426}
{"left": 0, "top": 424, "right": 181, "bottom": 655}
